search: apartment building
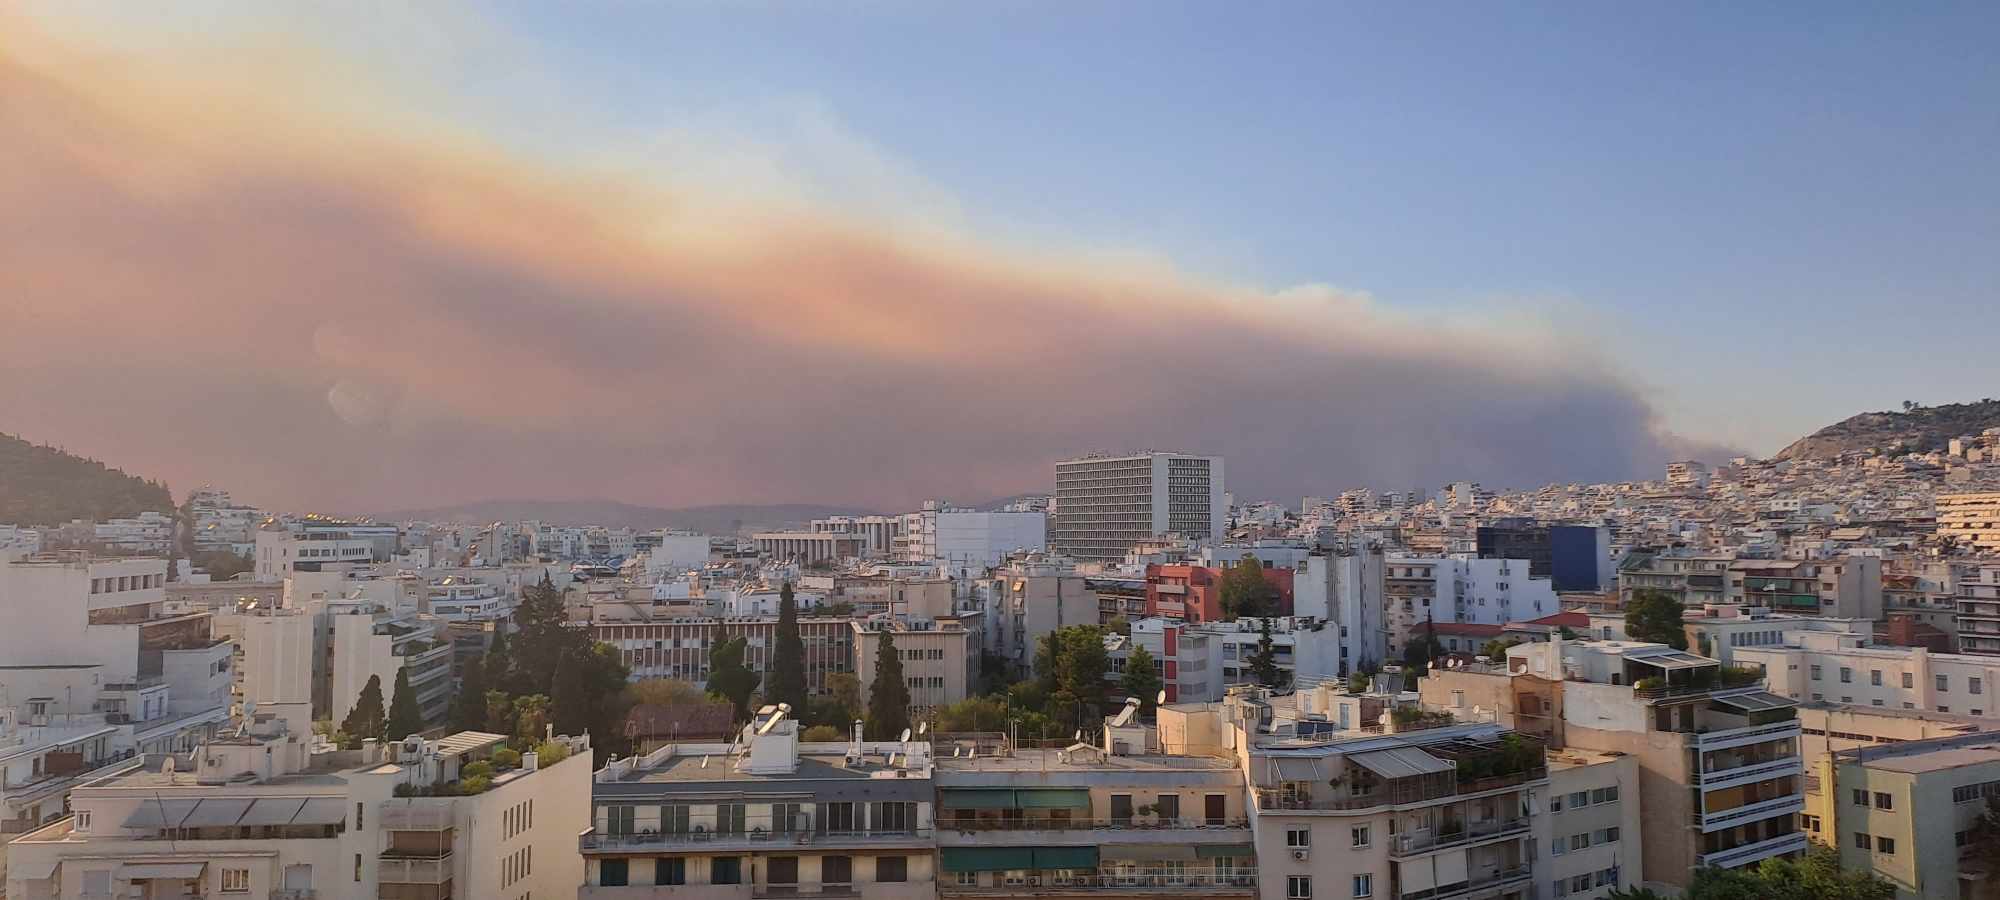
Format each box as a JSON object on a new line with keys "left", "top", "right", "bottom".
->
{"left": 580, "top": 708, "right": 935, "bottom": 899}
{"left": 1828, "top": 731, "right": 2000, "bottom": 899}
{"left": 1506, "top": 640, "right": 1806, "bottom": 879}
{"left": 1937, "top": 492, "right": 2000, "bottom": 553}
{"left": 974, "top": 562, "right": 1097, "bottom": 679}
{"left": 1737, "top": 635, "right": 2000, "bottom": 717}
{"left": 1052, "top": 453, "right": 1225, "bottom": 562}
{"left": 1111, "top": 616, "right": 1342, "bottom": 703}
{"left": 1145, "top": 563, "right": 1295, "bottom": 624}
{"left": 1293, "top": 550, "right": 1386, "bottom": 673}
{"left": 851, "top": 618, "right": 978, "bottom": 715}
{"left": 594, "top": 615, "right": 858, "bottom": 696}
{"left": 1543, "top": 749, "right": 1643, "bottom": 900}
{"left": 1792, "top": 702, "right": 1995, "bottom": 847}
{"left": 932, "top": 732, "right": 1255, "bottom": 897}
{"left": 1726, "top": 556, "right": 1883, "bottom": 618}
{"left": 1617, "top": 551, "right": 1733, "bottom": 608}
{"left": 1474, "top": 523, "right": 1612, "bottom": 593}
{"left": 5, "top": 710, "right": 591, "bottom": 900}
{"left": 813, "top": 515, "right": 904, "bottom": 558}
{"left": 253, "top": 526, "right": 375, "bottom": 582}
{"left": 1956, "top": 564, "right": 2000, "bottom": 656}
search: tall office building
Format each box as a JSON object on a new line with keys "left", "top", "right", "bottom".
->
{"left": 1052, "top": 452, "right": 1224, "bottom": 562}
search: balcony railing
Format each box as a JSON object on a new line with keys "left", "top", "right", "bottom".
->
{"left": 378, "top": 852, "right": 452, "bottom": 884}
{"left": 1699, "top": 831, "right": 1808, "bottom": 868}
{"left": 1698, "top": 795, "right": 1804, "bottom": 832}
{"left": 1693, "top": 720, "right": 1799, "bottom": 750}
{"left": 1404, "top": 865, "right": 1533, "bottom": 900}
{"left": 1390, "top": 818, "right": 1530, "bottom": 857}
{"left": 940, "top": 817, "right": 1249, "bottom": 832}
{"left": 1699, "top": 756, "right": 1802, "bottom": 789}
{"left": 581, "top": 827, "right": 933, "bottom": 852}
{"left": 941, "top": 872, "right": 1258, "bottom": 893}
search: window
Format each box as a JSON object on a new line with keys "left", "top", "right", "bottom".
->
{"left": 1877, "top": 836, "right": 1896, "bottom": 855}
{"left": 1871, "top": 670, "right": 1882, "bottom": 686}
{"left": 956, "top": 871, "right": 978, "bottom": 887}
{"left": 1811, "top": 665, "right": 1823, "bottom": 680}
{"left": 1351, "top": 825, "right": 1371, "bottom": 848}
{"left": 1975, "top": 677, "right": 1985, "bottom": 695}
{"left": 1802, "top": 814, "right": 1821, "bottom": 833}
{"left": 654, "top": 858, "right": 685, "bottom": 886}
{"left": 1596, "top": 866, "right": 1621, "bottom": 888}
{"left": 1874, "top": 792, "right": 1893, "bottom": 810}
{"left": 876, "top": 855, "right": 908, "bottom": 883}
{"left": 1854, "top": 832, "right": 1872, "bottom": 850}
{"left": 1840, "top": 667, "right": 1852, "bottom": 683}
{"left": 1852, "top": 789, "right": 1868, "bottom": 806}
{"left": 1570, "top": 833, "right": 1589, "bottom": 851}
{"left": 1873, "top": 698, "right": 1885, "bottom": 707}
{"left": 1552, "top": 837, "right": 1567, "bottom": 857}
{"left": 72, "top": 809, "right": 91, "bottom": 832}
{"left": 599, "top": 859, "right": 629, "bottom": 887}
{"left": 1939, "top": 674, "right": 1951, "bottom": 692}
{"left": 1549, "top": 794, "right": 1563, "bottom": 812}
{"left": 1156, "top": 795, "right": 1180, "bottom": 821}
{"left": 871, "top": 801, "right": 915, "bottom": 833}
{"left": 1553, "top": 879, "right": 1568, "bottom": 898}
{"left": 1594, "top": 826, "right": 1621, "bottom": 844}
{"left": 356, "top": 802, "right": 364, "bottom": 830}
{"left": 1591, "top": 786, "right": 1619, "bottom": 804}
{"left": 711, "top": 857, "right": 742, "bottom": 885}
{"left": 221, "top": 868, "right": 251, "bottom": 893}
{"left": 1288, "top": 875, "right": 1313, "bottom": 899}
{"left": 1570, "top": 874, "right": 1593, "bottom": 893}
{"left": 1352, "top": 873, "right": 1373, "bottom": 898}
{"left": 822, "top": 856, "right": 851, "bottom": 885}
{"left": 1568, "top": 791, "right": 1588, "bottom": 808}
{"left": 768, "top": 857, "right": 798, "bottom": 885}
{"left": 1904, "top": 672, "right": 1914, "bottom": 689}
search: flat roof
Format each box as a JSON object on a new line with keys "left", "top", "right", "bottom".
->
{"left": 936, "top": 748, "right": 1235, "bottom": 774}
{"left": 1863, "top": 744, "right": 2000, "bottom": 775}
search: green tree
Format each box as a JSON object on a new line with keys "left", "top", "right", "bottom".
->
{"left": 512, "top": 573, "right": 587, "bottom": 693}
{"left": 1248, "top": 617, "right": 1285, "bottom": 688}
{"left": 623, "top": 678, "right": 707, "bottom": 708}
{"left": 865, "top": 629, "right": 912, "bottom": 740}
{"left": 452, "top": 656, "right": 490, "bottom": 736}
{"left": 483, "top": 689, "right": 516, "bottom": 735}
{"left": 1402, "top": 611, "right": 1445, "bottom": 679}
{"left": 801, "top": 724, "right": 844, "bottom": 741}
{"left": 825, "top": 672, "right": 862, "bottom": 724}
{"left": 1678, "top": 846, "right": 1892, "bottom": 900}
{"left": 1480, "top": 637, "right": 1521, "bottom": 661}
{"left": 550, "top": 642, "right": 633, "bottom": 762}
{"left": 768, "top": 582, "right": 808, "bottom": 713}
{"left": 1626, "top": 589, "right": 1689, "bottom": 649}
{"left": 818, "top": 600, "right": 856, "bottom": 617}
{"left": 511, "top": 694, "right": 550, "bottom": 744}
{"left": 705, "top": 636, "right": 761, "bottom": 722}
{"left": 1034, "top": 625, "right": 1110, "bottom": 734}
{"left": 934, "top": 695, "right": 1011, "bottom": 732}
{"left": 483, "top": 630, "right": 515, "bottom": 687}
{"left": 1122, "top": 646, "right": 1164, "bottom": 715}
{"left": 340, "top": 674, "right": 387, "bottom": 741}
{"left": 386, "top": 668, "right": 424, "bottom": 739}
{"left": 1218, "top": 554, "right": 1280, "bottom": 619}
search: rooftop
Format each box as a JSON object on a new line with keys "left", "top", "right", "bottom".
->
{"left": 935, "top": 747, "right": 1235, "bottom": 774}
{"left": 1841, "top": 732, "right": 2000, "bottom": 774}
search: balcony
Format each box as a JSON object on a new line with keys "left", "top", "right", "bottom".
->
{"left": 580, "top": 828, "right": 934, "bottom": 855}
{"left": 1699, "top": 757, "right": 1803, "bottom": 792}
{"left": 1698, "top": 795, "right": 1804, "bottom": 833}
{"left": 270, "top": 892, "right": 318, "bottom": 900}
{"left": 1403, "top": 864, "right": 1534, "bottom": 900}
{"left": 936, "top": 817, "right": 1250, "bottom": 847}
{"left": 378, "top": 851, "right": 453, "bottom": 884}
{"left": 1692, "top": 720, "right": 1799, "bottom": 751}
{"left": 1389, "top": 818, "right": 1530, "bottom": 859}
{"left": 1699, "top": 831, "right": 1809, "bottom": 868}
{"left": 941, "top": 871, "right": 1257, "bottom": 895}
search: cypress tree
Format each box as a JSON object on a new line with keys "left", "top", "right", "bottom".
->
{"left": 386, "top": 668, "right": 424, "bottom": 739}
{"left": 865, "top": 629, "right": 911, "bottom": 741}
{"left": 451, "top": 655, "right": 490, "bottom": 732}
{"left": 341, "top": 674, "right": 387, "bottom": 741}
{"left": 769, "top": 582, "right": 808, "bottom": 713}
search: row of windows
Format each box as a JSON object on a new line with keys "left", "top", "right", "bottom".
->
{"left": 505, "top": 798, "right": 535, "bottom": 839}
{"left": 89, "top": 573, "right": 161, "bottom": 593}
{"left": 1812, "top": 665, "right": 1982, "bottom": 694}
{"left": 1285, "top": 825, "right": 1371, "bottom": 848}
{"left": 503, "top": 845, "right": 533, "bottom": 887}
{"left": 1552, "top": 826, "right": 1621, "bottom": 854}
{"left": 1806, "top": 693, "right": 1984, "bottom": 715}
{"left": 1853, "top": 832, "right": 1897, "bottom": 854}
{"left": 1850, "top": 789, "right": 1894, "bottom": 811}
{"left": 1286, "top": 874, "right": 1371, "bottom": 899}
{"left": 906, "top": 676, "right": 948, "bottom": 689}
{"left": 1550, "top": 867, "right": 1622, "bottom": 896}
{"left": 598, "top": 854, "right": 898, "bottom": 887}
{"left": 1727, "top": 630, "right": 1783, "bottom": 646}
{"left": 1953, "top": 780, "right": 2000, "bottom": 803}
{"left": 1550, "top": 786, "right": 1620, "bottom": 812}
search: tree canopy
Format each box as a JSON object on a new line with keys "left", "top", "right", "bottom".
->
{"left": 450, "top": 653, "right": 490, "bottom": 732}
{"left": 1218, "top": 554, "right": 1281, "bottom": 619}
{"left": 706, "top": 635, "right": 761, "bottom": 722}
{"left": 1121, "top": 645, "right": 1164, "bottom": 715}
{"left": 1249, "top": 618, "right": 1285, "bottom": 688}
{"left": 340, "top": 674, "right": 386, "bottom": 744}
{"left": 1626, "top": 589, "right": 1689, "bottom": 649}
{"left": 0, "top": 433, "right": 174, "bottom": 526}
{"left": 386, "top": 668, "right": 424, "bottom": 739}
{"left": 1035, "top": 624, "right": 1110, "bottom": 735}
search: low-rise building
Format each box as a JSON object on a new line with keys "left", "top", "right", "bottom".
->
{"left": 1829, "top": 731, "right": 2000, "bottom": 899}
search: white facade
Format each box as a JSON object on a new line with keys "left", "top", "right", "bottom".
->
{"left": 1385, "top": 556, "right": 1557, "bottom": 627}
{"left": 932, "top": 509, "right": 1046, "bottom": 578}
{"left": 254, "top": 529, "right": 374, "bottom": 582}
{"left": 329, "top": 609, "right": 454, "bottom": 732}
{"left": 1738, "top": 636, "right": 2000, "bottom": 717}
{"left": 1292, "top": 550, "right": 1386, "bottom": 674}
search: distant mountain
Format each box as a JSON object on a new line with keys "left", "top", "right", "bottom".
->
{"left": 373, "top": 499, "right": 883, "bottom": 534}
{"left": 1774, "top": 399, "right": 2000, "bottom": 461}
{"left": 0, "top": 433, "right": 175, "bottom": 526}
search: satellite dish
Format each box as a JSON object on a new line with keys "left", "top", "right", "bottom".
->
{"left": 1377, "top": 712, "right": 1391, "bottom": 725}
{"left": 917, "top": 722, "right": 928, "bottom": 735}
{"left": 1156, "top": 689, "right": 1168, "bottom": 706}
{"left": 1074, "top": 729, "right": 1083, "bottom": 741}
{"left": 899, "top": 728, "right": 912, "bottom": 742}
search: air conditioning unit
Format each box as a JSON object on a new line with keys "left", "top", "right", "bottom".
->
{"left": 1292, "top": 849, "right": 1310, "bottom": 862}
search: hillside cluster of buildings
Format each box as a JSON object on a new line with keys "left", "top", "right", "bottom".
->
{"left": 12, "top": 440, "right": 2000, "bottom": 898}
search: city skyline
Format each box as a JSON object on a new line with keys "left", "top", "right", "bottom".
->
{"left": 3, "top": 3, "right": 1994, "bottom": 512}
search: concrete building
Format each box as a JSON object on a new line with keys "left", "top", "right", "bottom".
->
{"left": 581, "top": 707, "right": 935, "bottom": 900}
{"left": 1666, "top": 461, "right": 1711, "bottom": 487}
{"left": 593, "top": 615, "right": 858, "bottom": 697}
{"left": 1828, "top": 731, "right": 2000, "bottom": 900}
{"left": 1145, "top": 563, "right": 1294, "bottom": 625}
{"left": 1617, "top": 551, "right": 1733, "bottom": 608}
{"left": 1507, "top": 639, "right": 1806, "bottom": 880}
{"left": 852, "top": 618, "right": 978, "bottom": 716}
{"left": 932, "top": 509, "right": 1047, "bottom": 579}
{"left": 1957, "top": 564, "right": 2000, "bottom": 657}
{"left": 253, "top": 527, "right": 375, "bottom": 582}
{"left": 5, "top": 712, "right": 591, "bottom": 900}
{"left": 754, "top": 532, "right": 866, "bottom": 567}
{"left": 1738, "top": 635, "right": 2000, "bottom": 717}
{"left": 1475, "top": 524, "right": 1612, "bottom": 593}
{"left": 1726, "top": 555, "right": 1883, "bottom": 618}
{"left": 1292, "top": 551, "right": 1387, "bottom": 674}
{"left": 933, "top": 731, "right": 1255, "bottom": 897}
{"left": 814, "top": 515, "right": 904, "bottom": 558}
{"left": 1052, "top": 453, "right": 1225, "bottom": 562}
{"left": 975, "top": 562, "right": 1098, "bottom": 679}
{"left": 208, "top": 606, "right": 315, "bottom": 716}
{"left": 1938, "top": 492, "right": 2000, "bottom": 552}
{"left": 328, "top": 608, "right": 454, "bottom": 731}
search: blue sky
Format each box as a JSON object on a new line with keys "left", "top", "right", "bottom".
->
{"left": 489, "top": 1, "right": 2000, "bottom": 452}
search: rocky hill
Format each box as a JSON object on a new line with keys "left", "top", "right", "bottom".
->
{"left": 1774, "top": 399, "right": 2000, "bottom": 460}
{"left": 0, "top": 433, "right": 175, "bottom": 525}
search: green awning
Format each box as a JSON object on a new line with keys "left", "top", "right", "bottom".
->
{"left": 1197, "top": 843, "right": 1255, "bottom": 858}
{"left": 941, "top": 847, "right": 1036, "bottom": 872}
{"left": 1033, "top": 846, "right": 1099, "bottom": 869}
{"left": 1101, "top": 843, "right": 1197, "bottom": 861}
{"left": 939, "top": 789, "right": 1017, "bottom": 810}
{"left": 1016, "top": 789, "right": 1092, "bottom": 809}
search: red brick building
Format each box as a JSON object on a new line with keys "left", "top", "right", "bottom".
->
{"left": 1143, "top": 563, "right": 1294, "bottom": 623}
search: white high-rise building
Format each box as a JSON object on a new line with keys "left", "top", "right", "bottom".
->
{"left": 1052, "top": 452, "right": 1225, "bottom": 562}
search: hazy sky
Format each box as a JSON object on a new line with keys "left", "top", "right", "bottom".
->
{"left": 2, "top": 3, "right": 1994, "bottom": 513}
